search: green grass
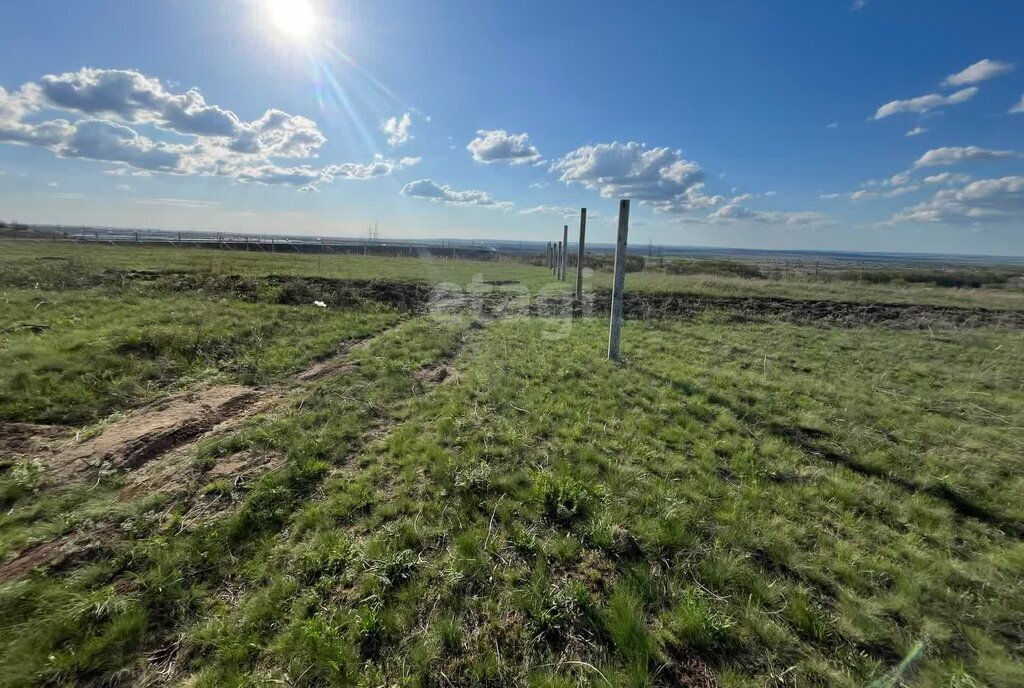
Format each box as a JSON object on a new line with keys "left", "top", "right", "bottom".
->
{"left": 0, "top": 243, "right": 1021, "bottom": 686}
{"left": 595, "top": 270, "right": 1024, "bottom": 310}
{"left": 0, "top": 287, "right": 400, "bottom": 424}
{"left": 0, "top": 239, "right": 559, "bottom": 292}
{"left": 1, "top": 312, "right": 1019, "bottom": 686}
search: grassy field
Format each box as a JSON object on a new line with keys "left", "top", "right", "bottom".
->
{"left": 5, "top": 239, "right": 1023, "bottom": 310}
{"left": 0, "top": 241, "right": 1021, "bottom": 687}
{"left": 0, "top": 288, "right": 400, "bottom": 425}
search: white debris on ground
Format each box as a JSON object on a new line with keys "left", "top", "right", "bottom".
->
{"left": 313, "top": 300, "right": 327, "bottom": 308}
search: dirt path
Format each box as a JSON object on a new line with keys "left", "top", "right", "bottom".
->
{"left": 0, "top": 325, "right": 412, "bottom": 582}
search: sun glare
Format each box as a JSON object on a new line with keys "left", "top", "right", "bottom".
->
{"left": 267, "top": 0, "right": 317, "bottom": 39}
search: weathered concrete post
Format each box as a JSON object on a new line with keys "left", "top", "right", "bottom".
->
{"left": 561, "top": 225, "right": 569, "bottom": 281}
{"left": 607, "top": 199, "right": 630, "bottom": 361}
{"left": 575, "top": 208, "right": 587, "bottom": 299}
{"left": 554, "top": 242, "right": 561, "bottom": 279}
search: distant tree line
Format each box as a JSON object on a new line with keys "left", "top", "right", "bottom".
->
{"left": 0, "top": 221, "right": 31, "bottom": 231}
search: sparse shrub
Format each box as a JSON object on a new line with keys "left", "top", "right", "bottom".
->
{"left": 272, "top": 613, "right": 358, "bottom": 685}
{"left": 604, "top": 586, "right": 653, "bottom": 685}
{"left": 275, "top": 278, "right": 319, "bottom": 305}
{"left": 660, "top": 588, "right": 735, "bottom": 653}
{"left": 434, "top": 615, "right": 463, "bottom": 654}
{"left": 200, "top": 479, "right": 234, "bottom": 498}
{"left": 665, "top": 259, "right": 765, "bottom": 279}
{"left": 524, "top": 573, "right": 594, "bottom": 648}
{"left": 536, "top": 473, "right": 604, "bottom": 526}
{"left": 585, "top": 253, "right": 645, "bottom": 273}
{"left": 453, "top": 461, "right": 493, "bottom": 493}
{"left": 0, "top": 460, "right": 43, "bottom": 507}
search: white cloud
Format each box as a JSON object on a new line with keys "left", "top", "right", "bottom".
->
{"left": 552, "top": 141, "right": 715, "bottom": 213}
{"left": 863, "top": 171, "right": 912, "bottom": 188}
{"left": 381, "top": 112, "right": 412, "bottom": 147}
{"left": 851, "top": 0, "right": 866, "bottom": 9}
{"left": 0, "top": 67, "right": 416, "bottom": 191}
{"left": 130, "top": 197, "right": 219, "bottom": 209}
{"left": 905, "top": 126, "right": 928, "bottom": 137}
{"left": 323, "top": 156, "right": 420, "bottom": 181}
{"left": 850, "top": 185, "right": 921, "bottom": 200}
{"left": 401, "top": 179, "right": 510, "bottom": 208}
{"left": 942, "top": 59, "right": 1014, "bottom": 87}
{"left": 913, "top": 146, "right": 1017, "bottom": 168}
{"left": 872, "top": 87, "right": 977, "bottom": 120}
{"left": 529, "top": 182, "right": 549, "bottom": 189}
{"left": 1010, "top": 95, "right": 1024, "bottom": 115}
{"left": 923, "top": 172, "right": 971, "bottom": 185}
{"left": 891, "top": 176, "right": 1024, "bottom": 224}
{"left": 467, "top": 129, "right": 541, "bottom": 164}
{"left": 826, "top": 121, "right": 839, "bottom": 129}
{"left": 706, "top": 203, "right": 831, "bottom": 227}
{"left": 519, "top": 205, "right": 594, "bottom": 219}
{"left": 56, "top": 119, "right": 187, "bottom": 172}
{"left": 115, "top": 183, "right": 131, "bottom": 191}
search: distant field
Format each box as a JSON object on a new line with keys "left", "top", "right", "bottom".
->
{"left": 0, "top": 238, "right": 1022, "bottom": 686}
{"left": 5, "top": 239, "right": 1024, "bottom": 310}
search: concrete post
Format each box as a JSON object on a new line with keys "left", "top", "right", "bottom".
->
{"left": 561, "top": 225, "right": 569, "bottom": 281}
{"left": 575, "top": 208, "right": 587, "bottom": 299}
{"left": 607, "top": 200, "right": 630, "bottom": 361}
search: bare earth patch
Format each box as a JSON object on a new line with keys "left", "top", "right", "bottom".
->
{"left": 414, "top": 362, "right": 454, "bottom": 385}
{"left": 51, "top": 385, "right": 261, "bottom": 481}
{"left": 0, "top": 527, "right": 116, "bottom": 584}
{"left": 295, "top": 336, "right": 372, "bottom": 382}
{"left": 0, "top": 422, "right": 73, "bottom": 463}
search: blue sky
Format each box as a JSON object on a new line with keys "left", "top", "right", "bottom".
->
{"left": 1, "top": 0, "right": 1023, "bottom": 254}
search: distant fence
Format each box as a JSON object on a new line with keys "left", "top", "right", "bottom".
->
{"left": 2, "top": 230, "right": 525, "bottom": 262}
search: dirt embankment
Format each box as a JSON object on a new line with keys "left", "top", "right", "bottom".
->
{"left": 533, "top": 291, "right": 1024, "bottom": 329}
{"left": 31, "top": 268, "right": 1024, "bottom": 328}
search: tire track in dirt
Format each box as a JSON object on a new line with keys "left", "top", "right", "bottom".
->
{"left": 133, "top": 319, "right": 483, "bottom": 685}
{"left": 0, "top": 326, "right": 406, "bottom": 582}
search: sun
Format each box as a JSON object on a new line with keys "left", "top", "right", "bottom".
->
{"left": 267, "top": 0, "right": 317, "bottom": 40}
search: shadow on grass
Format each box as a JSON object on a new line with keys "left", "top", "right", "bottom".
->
{"left": 637, "top": 366, "right": 1024, "bottom": 539}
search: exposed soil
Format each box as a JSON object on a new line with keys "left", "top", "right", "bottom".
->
{"left": 111, "top": 270, "right": 436, "bottom": 311}
{"left": 414, "top": 362, "right": 454, "bottom": 385}
{"left": 663, "top": 648, "right": 719, "bottom": 688}
{"left": 295, "top": 336, "right": 372, "bottom": 382}
{"left": 51, "top": 385, "right": 261, "bottom": 481}
{"left": 170, "top": 450, "right": 288, "bottom": 531}
{"left": 0, "top": 527, "right": 116, "bottom": 584}
{"left": 532, "top": 291, "right": 1024, "bottom": 329}
{"left": 87, "top": 270, "right": 1024, "bottom": 329}
{"left": 0, "top": 422, "right": 72, "bottom": 462}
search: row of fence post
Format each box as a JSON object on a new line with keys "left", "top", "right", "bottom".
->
{"left": 547, "top": 201, "right": 629, "bottom": 361}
